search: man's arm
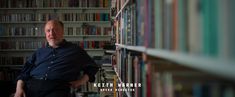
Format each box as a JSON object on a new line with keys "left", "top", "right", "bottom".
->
{"left": 71, "top": 46, "right": 99, "bottom": 88}
{"left": 14, "top": 80, "right": 26, "bottom": 97}
{"left": 69, "top": 74, "right": 89, "bottom": 88}
{"left": 16, "top": 52, "right": 36, "bottom": 81}
{"left": 77, "top": 46, "right": 99, "bottom": 82}
{"left": 14, "top": 52, "right": 36, "bottom": 97}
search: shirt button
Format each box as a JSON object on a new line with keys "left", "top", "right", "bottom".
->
{"left": 45, "top": 74, "right": 48, "bottom": 76}
{"left": 53, "top": 54, "right": 55, "bottom": 56}
{"left": 51, "top": 61, "right": 54, "bottom": 64}
{"left": 48, "top": 67, "right": 51, "bottom": 69}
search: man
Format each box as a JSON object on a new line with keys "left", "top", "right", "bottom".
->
{"left": 14, "top": 20, "right": 99, "bottom": 97}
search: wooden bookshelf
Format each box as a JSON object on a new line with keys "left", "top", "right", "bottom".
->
{"left": 112, "top": 0, "right": 235, "bottom": 97}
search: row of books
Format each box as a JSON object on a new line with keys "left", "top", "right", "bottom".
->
{"left": 150, "top": 0, "right": 234, "bottom": 58}
{"left": 115, "top": 51, "right": 144, "bottom": 97}
{"left": 151, "top": 72, "right": 235, "bottom": 97}
{"left": 117, "top": 3, "right": 136, "bottom": 46}
{"left": 67, "top": 26, "right": 111, "bottom": 36}
{"left": 61, "top": 13, "right": 110, "bottom": 22}
{"left": 0, "top": 68, "right": 21, "bottom": 81}
{"left": 115, "top": 49, "right": 235, "bottom": 97}
{"left": 0, "top": 41, "right": 46, "bottom": 50}
{"left": 0, "top": 41, "right": 110, "bottom": 50}
{"left": 71, "top": 41, "right": 110, "bottom": 49}
{"left": 0, "top": 56, "right": 26, "bottom": 65}
{"left": 0, "top": 26, "right": 44, "bottom": 36}
{"left": 0, "top": 0, "right": 111, "bottom": 8}
{"left": 0, "top": 13, "right": 110, "bottom": 22}
{"left": 0, "top": 26, "right": 111, "bottom": 36}
{"left": 150, "top": 63, "right": 235, "bottom": 97}
{"left": 114, "top": 0, "right": 235, "bottom": 59}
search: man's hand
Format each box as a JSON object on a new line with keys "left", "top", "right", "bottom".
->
{"left": 14, "top": 88, "right": 26, "bottom": 97}
{"left": 69, "top": 74, "right": 89, "bottom": 88}
{"left": 14, "top": 80, "right": 26, "bottom": 97}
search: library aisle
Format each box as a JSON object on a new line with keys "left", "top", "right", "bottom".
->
{"left": 1, "top": 0, "right": 235, "bottom": 97}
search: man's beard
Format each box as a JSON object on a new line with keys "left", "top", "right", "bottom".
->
{"left": 48, "top": 39, "right": 62, "bottom": 48}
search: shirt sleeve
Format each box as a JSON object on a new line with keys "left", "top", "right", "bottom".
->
{"left": 78, "top": 47, "right": 99, "bottom": 82}
{"left": 16, "top": 52, "right": 36, "bottom": 82}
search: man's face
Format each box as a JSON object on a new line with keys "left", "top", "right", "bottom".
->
{"left": 44, "top": 21, "right": 64, "bottom": 47}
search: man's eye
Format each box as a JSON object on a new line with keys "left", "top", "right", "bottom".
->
{"left": 46, "top": 30, "right": 51, "bottom": 32}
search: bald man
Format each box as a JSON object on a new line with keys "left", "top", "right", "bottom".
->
{"left": 14, "top": 20, "right": 98, "bottom": 97}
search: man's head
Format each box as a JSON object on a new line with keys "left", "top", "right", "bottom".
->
{"left": 44, "top": 20, "right": 64, "bottom": 48}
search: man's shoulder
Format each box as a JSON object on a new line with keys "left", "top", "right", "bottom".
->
{"left": 65, "top": 41, "right": 85, "bottom": 51}
{"left": 35, "top": 47, "right": 48, "bottom": 53}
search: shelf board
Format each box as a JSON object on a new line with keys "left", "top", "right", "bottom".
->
{"left": 105, "top": 50, "right": 116, "bottom": 54}
{"left": 85, "top": 49, "right": 105, "bottom": 57}
{"left": 105, "top": 69, "right": 115, "bottom": 73}
{"left": 115, "top": 43, "right": 126, "bottom": 48}
{"left": 126, "top": 45, "right": 146, "bottom": 52}
{"left": 102, "top": 63, "right": 112, "bottom": 67}
{"left": 146, "top": 48, "right": 235, "bottom": 81}
{"left": 115, "top": 44, "right": 235, "bottom": 81}
{"left": 115, "top": 43, "right": 146, "bottom": 52}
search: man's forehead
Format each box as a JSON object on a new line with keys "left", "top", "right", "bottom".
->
{"left": 46, "top": 22, "right": 57, "bottom": 26}
{"left": 45, "top": 22, "right": 62, "bottom": 28}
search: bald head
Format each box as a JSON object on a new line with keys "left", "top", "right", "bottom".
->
{"left": 45, "top": 20, "right": 64, "bottom": 29}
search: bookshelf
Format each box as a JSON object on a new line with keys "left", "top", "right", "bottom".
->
{"left": 0, "top": 1, "right": 112, "bottom": 96}
{"left": 112, "top": 0, "right": 235, "bottom": 97}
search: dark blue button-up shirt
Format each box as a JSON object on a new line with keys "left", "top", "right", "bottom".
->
{"left": 17, "top": 40, "right": 98, "bottom": 82}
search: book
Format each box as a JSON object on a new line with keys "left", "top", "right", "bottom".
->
{"left": 201, "top": 0, "right": 219, "bottom": 57}
{"left": 187, "top": 0, "right": 202, "bottom": 55}
{"left": 154, "top": 0, "right": 163, "bottom": 49}
{"left": 177, "top": 0, "right": 188, "bottom": 52}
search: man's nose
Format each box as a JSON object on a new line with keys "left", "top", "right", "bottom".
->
{"left": 49, "top": 30, "right": 56, "bottom": 36}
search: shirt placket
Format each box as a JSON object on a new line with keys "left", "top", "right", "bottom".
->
{"left": 43, "top": 48, "right": 56, "bottom": 80}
